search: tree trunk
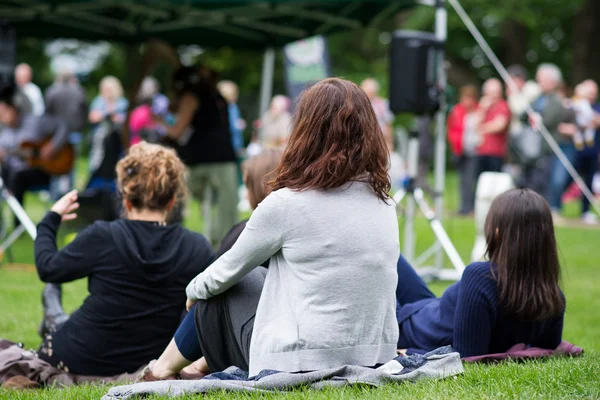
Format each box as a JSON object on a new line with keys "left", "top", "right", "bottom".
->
{"left": 446, "top": 54, "right": 479, "bottom": 88}
{"left": 572, "top": 0, "right": 600, "bottom": 84}
{"left": 499, "top": 20, "right": 528, "bottom": 67}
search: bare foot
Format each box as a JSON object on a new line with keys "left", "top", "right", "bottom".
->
{"left": 180, "top": 357, "right": 210, "bottom": 380}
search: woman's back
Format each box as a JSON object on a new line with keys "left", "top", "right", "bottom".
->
{"left": 36, "top": 217, "right": 213, "bottom": 376}
{"left": 252, "top": 183, "right": 400, "bottom": 373}
{"left": 189, "top": 181, "right": 399, "bottom": 375}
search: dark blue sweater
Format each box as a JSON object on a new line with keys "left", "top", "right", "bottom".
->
{"left": 396, "top": 261, "right": 565, "bottom": 357}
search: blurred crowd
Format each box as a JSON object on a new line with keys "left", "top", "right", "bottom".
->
{"left": 0, "top": 62, "right": 300, "bottom": 245}
{"left": 1, "top": 58, "right": 598, "bottom": 246}
{"left": 448, "top": 63, "right": 600, "bottom": 224}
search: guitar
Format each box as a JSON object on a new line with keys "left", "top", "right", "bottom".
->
{"left": 17, "top": 138, "right": 75, "bottom": 176}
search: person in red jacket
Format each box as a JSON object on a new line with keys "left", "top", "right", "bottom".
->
{"left": 448, "top": 85, "right": 479, "bottom": 215}
{"left": 475, "top": 78, "right": 512, "bottom": 177}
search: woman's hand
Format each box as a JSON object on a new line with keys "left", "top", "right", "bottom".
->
{"left": 186, "top": 298, "right": 197, "bottom": 312}
{"left": 50, "top": 190, "right": 80, "bottom": 222}
{"left": 558, "top": 123, "right": 578, "bottom": 137}
{"left": 89, "top": 110, "right": 104, "bottom": 124}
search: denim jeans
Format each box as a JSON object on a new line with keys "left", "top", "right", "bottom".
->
{"left": 548, "top": 145, "right": 578, "bottom": 210}
{"left": 476, "top": 155, "right": 503, "bottom": 178}
{"left": 174, "top": 305, "right": 203, "bottom": 362}
{"left": 396, "top": 255, "right": 436, "bottom": 308}
{"left": 454, "top": 155, "right": 477, "bottom": 214}
{"left": 576, "top": 151, "right": 598, "bottom": 214}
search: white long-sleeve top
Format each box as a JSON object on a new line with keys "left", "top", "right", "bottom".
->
{"left": 186, "top": 181, "right": 400, "bottom": 376}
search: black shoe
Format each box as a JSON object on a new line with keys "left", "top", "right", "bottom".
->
{"left": 38, "top": 284, "right": 69, "bottom": 337}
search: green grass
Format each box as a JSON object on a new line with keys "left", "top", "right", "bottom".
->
{"left": 0, "top": 173, "right": 599, "bottom": 399}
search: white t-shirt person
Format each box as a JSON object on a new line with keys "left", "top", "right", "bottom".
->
{"left": 21, "top": 82, "right": 45, "bottom": 116}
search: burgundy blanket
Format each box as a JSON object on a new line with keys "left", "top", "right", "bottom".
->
{"left": 462, "top": 341, "right": 583, "bottom": 363}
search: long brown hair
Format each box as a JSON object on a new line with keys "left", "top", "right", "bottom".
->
{"left": 268, "top": 78, "right": 391, "bottom": 201}
{"left": 485, "top": 189, "right": 564, "bottom": 320}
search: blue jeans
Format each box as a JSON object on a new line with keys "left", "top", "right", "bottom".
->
{"left": 396, "top": 255, "right": 435, "bottom": 307}
{"left": 548, "top": 145, "right": 578, "bottom": 210}
{"left": 476, "top": 155, "right": 503, "bottom": 178}
{"left": 174, "top": 305, "right": 203, "bottom": 361}
{"left": 576, "top": 151, "right": 598, "bottom": 214}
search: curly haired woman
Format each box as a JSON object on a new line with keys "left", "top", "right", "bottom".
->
{"left": 34, "top": 142, "right": 214, "bottom": 377}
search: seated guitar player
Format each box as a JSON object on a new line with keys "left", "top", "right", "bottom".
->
{"left": 0, "top": 85, "right": 71, "bottom": 215}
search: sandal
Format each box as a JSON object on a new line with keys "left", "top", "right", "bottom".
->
{"left": 178, "top": 370, "right": 207, "bottom": 380}
{"left": 136, "top": 361, "right": 178, "bottom": 382}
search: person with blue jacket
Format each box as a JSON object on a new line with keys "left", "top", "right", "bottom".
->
{"left": 396, "top": 188, "right": 565, "bottom": 357}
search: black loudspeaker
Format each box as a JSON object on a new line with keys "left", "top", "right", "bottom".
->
{"left": 389, "top": 31, "right": 443, "bottom": 115}
{"left": 0, "top": 22, "right": 16, "bottom": 85}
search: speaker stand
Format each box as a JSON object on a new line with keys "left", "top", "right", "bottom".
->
{"left": 0, "top": 177, "right": 37, "bottom": 263}
{"left": 394, "top": 126, "right": 465, "bottom": 281}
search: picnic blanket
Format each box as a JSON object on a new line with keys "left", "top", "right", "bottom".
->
{"left": 102, "top": 346, "right": 463, "bottom": 399}
{"left": 0, "top": 339, "right": 138, "bottom": 388}
{"left": 462, "top": 340, "right": 584, "bottom": 363}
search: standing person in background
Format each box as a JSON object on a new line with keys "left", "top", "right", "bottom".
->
{"left": 129, "top": 76, "right": 170, "bottom": 146}
{"left": 506, "top": 65, "right": 541, "bottom": 172}
{"left": 88, "top": 76, "right": 128, "bottom": 128}
{"left": 447, "top": 84, "right": 479, "bottom": 216}
{"left": 584, "top": 80, "right": 600, "bottom": 223}
{"left": 527, "top": 64, "right": 570, "bottom": 210}
{"left": 259, "top": 95, "right": 292, "bottom": 150}
{"left": 156, "top": 65, "right": 238, "bottom": 246}
{"left": 361, "top": 78, "right": 395, "bottom": 152}
{"left": 45, "top": 67, "right": 88, "bottom": 149}
{"left": 523, "top": 64, "right": 567, "bottom": 197}
{"left": 474, "top": 78, "right": 511, "bottom": 176}
{"left": 556, "top": 80, "right": 600, "bottom": 224}
{"left": 15, "top": 63, "right": 45, "bottom": 116}
{"left": 87, "top": 76, "right": 129, "bottom": 177}
{"left": 0, "top": 85, "right": 69, "bottom": 213}
{"left": 218, "top": 81, "right": 246, "bottom": 155}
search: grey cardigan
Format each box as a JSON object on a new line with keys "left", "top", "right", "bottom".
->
{"left": 186, "top": 182, "right": 400, "bottom": 376}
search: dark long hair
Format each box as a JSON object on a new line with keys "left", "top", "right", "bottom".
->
{"left": 268, "top": 78, "right": 390, "bottom": 201}
{"left": 485, "top": 189, "right": 564, "bottom": 320}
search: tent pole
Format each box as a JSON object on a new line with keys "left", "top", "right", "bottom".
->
{"left": 433, "top": 0, "right": 448, "bottom": 270}
{"left": 258, "top": 48, "right": 276, "bottom": 125}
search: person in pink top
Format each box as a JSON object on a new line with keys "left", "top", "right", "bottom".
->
{"left": 475, "top": 78, "right": 511, "bottom": 177}
{"left": 129, "top": 77, "right": 170, "bottom": 146}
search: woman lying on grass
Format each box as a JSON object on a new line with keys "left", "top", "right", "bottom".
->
{"left": 34, "top": 142, "right": 214, "bottom": 376}
{"left": 395, "top": 188, "right": 565, "bottom": 357}
{"left": 139, "top": 77, "right": 401, "bottom": 381}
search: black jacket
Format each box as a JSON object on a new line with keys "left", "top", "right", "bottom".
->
{"left": 34, "top": 212, "right": 214, "bottom": 376}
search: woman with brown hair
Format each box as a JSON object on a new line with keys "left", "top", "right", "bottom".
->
{"left": 395, "top": 188, "right": 565, "bottom": 357}
{"left": 34, "top": 142, "right": 214, "bottom": 377}
{"left": 142, "top": 77, "right": 400, "bottom": 380}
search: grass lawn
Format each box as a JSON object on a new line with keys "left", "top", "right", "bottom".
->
{"left": 0, "top": 173, "right": 598, "bottom": 399}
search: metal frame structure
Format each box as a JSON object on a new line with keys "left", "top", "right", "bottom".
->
{"left": 0, "top": 1, "right": 410, "bottom": 45}
{"left": 0, "top": 177, "right": 37, "bottom": 263}
{"left": 391, "top": 0, "right": 457, "bottom": 278}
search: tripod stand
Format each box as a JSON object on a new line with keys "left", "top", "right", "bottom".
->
{"left": 0, "top": 176, "right": 37, "bottom": 262}
{"left": 394, "top": 128, "right": 465, "bottom": 281}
